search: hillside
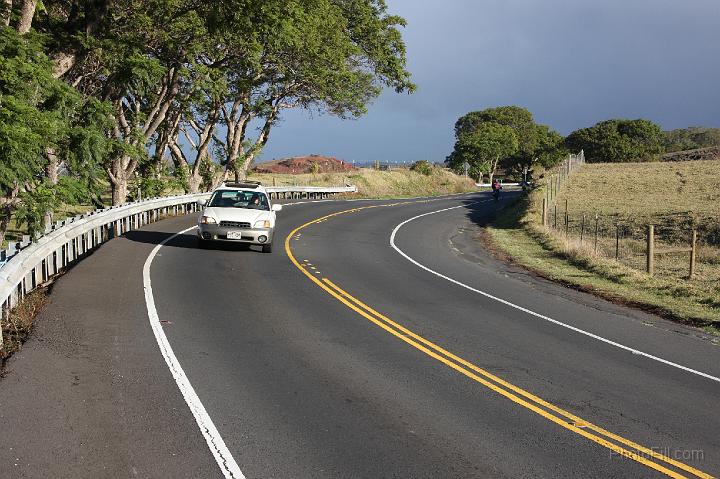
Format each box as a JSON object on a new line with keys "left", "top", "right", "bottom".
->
{"left": 248, "top": 166, "right": 476, "bottom": 198}
{"left": 254, "top": 155, "right": 357, "bottom": 174}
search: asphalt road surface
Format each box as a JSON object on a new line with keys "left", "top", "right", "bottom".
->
{"left": 1, "top": 192, "right": 718, "bottom": 478}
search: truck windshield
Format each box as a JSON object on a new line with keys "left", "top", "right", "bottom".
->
{"left": 208, "top": 190, "right": 269, "bottom": 210}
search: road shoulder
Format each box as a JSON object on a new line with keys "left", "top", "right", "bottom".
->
{"left": 0, "top": 215, "right": 218, "bottom": 478}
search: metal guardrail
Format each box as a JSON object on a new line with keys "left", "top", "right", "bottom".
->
{"left": 266, "top": 185, "right": 357, "bottom": 199}
{"left": 0, "top": 185, "right": 356, "bottom": 346}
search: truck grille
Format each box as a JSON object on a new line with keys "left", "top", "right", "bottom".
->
{"left": 220, "top": 221, "right": 251, "bottom": 228}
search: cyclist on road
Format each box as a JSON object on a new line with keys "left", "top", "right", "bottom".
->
{"left": 491, "top": 178, "right": 503, "bottom": 201}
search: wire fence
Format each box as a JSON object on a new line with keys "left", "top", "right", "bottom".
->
{"left": 539, "top": 153, "right": 720, "bottom": 282}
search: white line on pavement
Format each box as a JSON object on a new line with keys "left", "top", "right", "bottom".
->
{"left": 389, "top": 204, "right": 720, "bottom": 384}
{"left": 143, "top": 226, "right": 246, "bottom": 479}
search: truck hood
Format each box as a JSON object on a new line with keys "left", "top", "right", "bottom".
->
{"left": 201, "top": 207, "right": 272, "bottom": 224}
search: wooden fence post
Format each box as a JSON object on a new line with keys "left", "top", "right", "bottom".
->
{"left": 580, "top": 214, "right": 586, "bottom": 244}
{"left": 553, "top": 204, "right": 557, "bottom": 229}
{"left": 564, "top": 199, "right": 569, "bottom": 236}
{"left": 615, "top": 224, "right": 620, "bottom": 260}
{"left": 646, "top": 224, "right": 654, "bottom": 276}
{"left": 594, "top": 214, "right": 599, "bottom": 254}
{"left": 689, "top": 229, "right": 697, "bottom": 279}
{"left": 542, "top": 198, "right": 547, "bottom": 226}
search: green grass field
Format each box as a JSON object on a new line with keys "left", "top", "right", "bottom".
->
{"left": 487, "top": 160, "right": 720, "bottom": 329}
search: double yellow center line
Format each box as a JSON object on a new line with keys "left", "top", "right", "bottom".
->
{"left": 284, "top": 201, "right": 714, "bottom": 479}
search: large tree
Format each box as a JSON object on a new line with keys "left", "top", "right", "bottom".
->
{"left": 447, "top": 122, "right": 518, "bottom": 183}
{"left": 565, "top": 118, "right": 664, "bottom": 163}
{"left": 207, "top": 0, "right": 415, "bottom": 182}
{"left": 4, "top": 0, "right": 415, "bottom": 207}
{"left": 453, "top": 106, "right": 564, "bottom": 174}
{"left": 0, "top": 27, "right": 110, "bottom": 242}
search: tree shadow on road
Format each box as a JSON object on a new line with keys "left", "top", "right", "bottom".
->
{"left": 459, "top": 190, "right": 522, "bottom": 229}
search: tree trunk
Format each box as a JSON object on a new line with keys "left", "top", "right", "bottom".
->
{"left": 16, "top": 0, "right": 37, "bottom": 34}
{"left": 43, "top": 150, "right": 59, "bottom": 228}
{"left": 0, "top": 204, "right": 12, "bottom": 247}
{"left": 224, "top": 152, "right": 244, "bottom": 182}
{"left": 231, "top": 158, "right": 247, "bottom": 182}
{"left": 488, "top": 171, "right": 494, "bottom": 185}
{"left": 477, "top": 172, "right": 483, "bottom": 184}
{"left": 2, "top": 0, "right": 11, "bottom": 27}
{"left": 45, "top": 152, "right": 59, "bottom": 185}
{"left": 111, "top": 179, "right": 128, "bottom": 206}
{"left": 110, "top": 161, "right": 129, "bottom": 205}
{"left": 187, "top": 167, "right": 202, "bottom": 194}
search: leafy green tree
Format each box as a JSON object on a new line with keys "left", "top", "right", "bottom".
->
{"left": 0, "top": 27, "right": 110, "bottom": 242}
{"left": 448, "top": 123, "right": 518, "bottom": 183}
{"left": 210, "top": 0, "right": 415, "bottom": 181}
{"left": 4, "top": 0, "right": 416, "bottom": 207}
{"left": 453, "top": 106, "right": 564, "bottom": 176}
{"left": 565, "top": 119, "right": 664, "bottom": 163}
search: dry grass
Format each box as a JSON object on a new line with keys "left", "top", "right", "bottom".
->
{"left": 1, "top": 288, "right": 48, "bottom": 365}
{"left": 486, "top": 161, "right": 720, "bottom": 329}
{"left": 248, "top": 167, "right": 477, "bottom": 198}
{"left": 553, "top": 160, "right": 720, "bottom": 234}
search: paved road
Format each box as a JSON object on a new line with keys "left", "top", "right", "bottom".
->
{"left": 0, "top": 193, "right": 718, "bottom": 478}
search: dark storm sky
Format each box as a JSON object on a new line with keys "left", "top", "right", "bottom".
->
{"left": 258, "top": 0, "right": 720, "bottom": 164}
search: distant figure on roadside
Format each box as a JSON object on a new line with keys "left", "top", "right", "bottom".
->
{"left": 491, "top": 179, "right": 502, "bottom": 201}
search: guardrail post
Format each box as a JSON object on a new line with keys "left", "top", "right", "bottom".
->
{"left": 646, "top": 224, "right": 654, "bottom": 276}
{"left": 1, "top": 302, "right": 5, "bottom": 349}
{"left": 689, "top": 229, "right": 697, "bottom": 279}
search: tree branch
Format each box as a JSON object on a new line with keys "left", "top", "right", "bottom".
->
{"left": 182, "top": 128, "right": 198, "bottom": 149}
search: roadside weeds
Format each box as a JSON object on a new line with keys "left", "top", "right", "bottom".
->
{"left": 1, "top": 287, "right": 49, "bottom": 370}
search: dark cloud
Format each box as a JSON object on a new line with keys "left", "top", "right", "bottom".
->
{"left": 259, "top": 0, "right": 720, "bottom": 163}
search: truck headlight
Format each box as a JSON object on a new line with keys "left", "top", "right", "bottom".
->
{"left": 199, "top": 216, "right": 217, "bottom": 225}
{"left": 254, "top": 219, "right": 271, "bottom": 228}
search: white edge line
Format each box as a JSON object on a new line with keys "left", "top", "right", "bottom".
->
{"left": 389, "top": 204, "right": 720, "bottom": 384}
{"left": 143, "top": 226, "right": 246, "bottom": 479}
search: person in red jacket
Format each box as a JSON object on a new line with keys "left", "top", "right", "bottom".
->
{"left": 491, "top": 179, "right": 502, "bottom": 200}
